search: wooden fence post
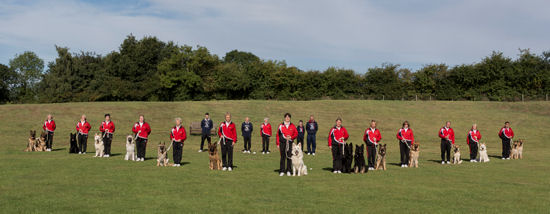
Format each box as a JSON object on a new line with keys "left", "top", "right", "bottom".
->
{"left": 382, "top": 95, "right": 385, "bottom": 101}
{"left": 416, "top": 95, "right": 418, "bottom": 101}
{"left": 522, "top": 94, "right": 524, "bottom": 102}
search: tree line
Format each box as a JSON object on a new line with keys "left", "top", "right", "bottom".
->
{"left": 1, "top": 35, "right": 549, "bottom": 103}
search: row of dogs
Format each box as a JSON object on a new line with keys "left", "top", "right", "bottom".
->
{"left": 23, "top": 130, "right": 47, "bottom": 152}
{"left": 336, "top": 143, "right": 420, "bottom": 173}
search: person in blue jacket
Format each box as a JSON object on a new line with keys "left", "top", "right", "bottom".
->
{"left": 241, "top": 117, "right": 253, "bottom": 153}
{"left": 306, "top": 115, "right": 318, "bottom": 155}
{"left": 297, "top": 120, "right": 305, "bottom": 152}
{"left": 199, "top": 113, "right": 213, "bottom": 152}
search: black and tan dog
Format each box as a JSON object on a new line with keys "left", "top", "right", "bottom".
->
{"left": 24, "top": 130, "right": 37, "bottom": 152}
{"left": 35, "top": 131, "right": 47, "bottom": 152}
{"left": 69, "top": 133, "right": 79, "bottom": 153}
{"left": 375, "top": 144, "right": 387, "bottom": 170}
{"left": 353, "top": 144, "right": 367, "bottom": 174}
{"left": 408, "top": 143, "right": 420, "bottom": 168}
{"left": 156, "top": 142, "right": 171, "bottom": 166}
{"left": 208, "top": 141, "right": 222, "bottom": 170}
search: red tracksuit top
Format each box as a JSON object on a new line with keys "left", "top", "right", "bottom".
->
{"left": 328, "top": 126, "right": 349, "bottom": 147}
{"left": 132, "top": 122, "right": 151, "bottom": 139}
{"left": 396, "top": 128, "right": 414, "bottom": 145}
{"left": 99, "top": 121, "right": 115, "bottom": 134}
{"left": 43, "top": 120, "right": 56, "bottom": 132}
{"left": 76, "top": 121, "right": 91, "bottom": 135}
{"left": 466, "top": 129, "right": 481, "bottom": 145}
{"left": 276, "top": 122, "right": 298, "bottom": 146}
{"left": 363, "top": 127, "right": 382, "bottom": 145}
{"left": 439, "top": 127, "right": 455, "bottom": 144}
{"left": 261, "top": 123, "right": 272, "bottom": 137}
{"left": 170, "top": 126, "right": 187, "bottom": 143}
{"left": 499, "top": 127, "right": 514, "bottom": 139}
{"left": 218, "top": 121, "right": 237, "bottom": 142}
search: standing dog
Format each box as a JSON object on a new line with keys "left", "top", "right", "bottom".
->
{"left": 452, "top": 144, "right": 462, "bottom": 164}
{"left": 375, "top": 144, "right": 387, "bottom": 170}
{"left": 511, "top": 141, "right": 519, "bottom": 159}
{"left": 353, "top": 144, "right": 367, "bottom": 173}
{"left": 94, "top": 133, "right": 104, "bottom": 157}
{"left": 478, "top": 143, "right": 490, "bottom": 162}
{"left": 125, "top": 135, "right": 137, "bottom": 161}
{"left": 157, "top": 142, "right": 171, "bottom": 166}
{"left": 24, "top": 130, "right": 37, "bottom": 152}
{"left": 69, "top": 133, "right": 79, "bottom": 153}
{"left": 408, "top": 143, "right": 420, "bottom": 168}
{"left": 342, "top": 143, "right": 354, "bottom": 173}
{"left": 208, "top": 141, "right": 222, "bottom": 170}
{"left": 290, "top": 143, "right": 307, "bottom": 176}
{"left": 516, "top": 139, "right": 524, "bottom": 159}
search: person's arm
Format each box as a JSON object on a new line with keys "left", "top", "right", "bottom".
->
{"left": 451, "top": 129, "right": 455, "bottom": 144}
{"left": 241, "top": 123, "right": 245, "bottom": 133}
{"left": 276, "top": 125, "right": 281, "bottom": 148}
{"left": 76, "top": 123, "right": 79, "bottom": 132}
{"left": 466, "top": 132, "right": 470, "bottom": 145}
{"left": 111, "top": 122, "right": 115, "bottom": 133}
{"left": 232, "top": 124, "right": 237, "bottom": 144}
{"left": 209, "top": 120, "right": 213, "bottom": 130}
{"left": 478, "top": 131, "right": 482, "bottom": 141}
{"left": 410, "top": 130, "right": 415, "bottom": 144}
{"left": 132, "top": 123, "right": 138, "bottom": 134}
{"left": 86, "top": 122, "right": 91, "bottom": 132}
{"left": 376, "top": 129, "right": 381, "bottom": 142}
{"left": 182, "top": 127, "right": 187, "bottom": 142}
{"left": 43, "top": 121, "right": 46, "bottom": 131}
{"left": 438, "top": 128, "right": 446, "bottom": 139}
{"left": 218, "top": 123, "right": 223, "bottom": 138}
{"left": 315, "top": 122, "right": 318, "bottom": 132}
{"left": 201, "top": 120, "right": 205, "bottom": 129}
{"left": 363, "top": 130, "right": 368, "bottom": 143}
{"left": 250, "top": 123, "right": 253, "bottom": 133}
{"left": 290, "top": 125, "right": 298, "bottom": 140}
{"left": 343, "top": 128, "right": 349, "bottom": 141}
{"left": 52, "top": 121, "right": 56, "bottom": 131}
{"left": 170, "top": 128, "right": 175, "bottom": 141}
{"left": 510, "top": 128, "right": 514, "bottom": 138}
{"left": 328, "top": 129, "right": 333, "bottom": 148}
{"left": 146, "top": 123, "right": 151, "bottom": 135}
{"left": 99, "top": 122, "right": 104, "bottom": 132}
{"left": 396, "top": 130, "right": 402, "bottom": 140}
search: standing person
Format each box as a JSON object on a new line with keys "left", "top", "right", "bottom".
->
{"left": 277, "top": 113, "right": 298, "bottom": 176}
{"left": 328, "top": 117, "right": 349, "bottom": 174}
{"left": 467, "top": 124, "right": 482, "bottom": 162}
{"left": 498, "top": 121, "right": 514, "bottom": 160}
{"left": 76, "top": 114, "right": 91, "bottom": 154}
{"left": 306, "top": 115, "right": 318, "bottom": 156}
{"left": 363, "top": 120, "right": 382, "bottom": 170}
{"left": 438, "top": 121, "right": 455, "bottom": 164}
{"left": 170, "top": 118, "right": 187, "bottom": 167}
{"left": 218, "top": 112, "right": 237, "bottom": 171}
{"left": 132, "top": 115, "right": 151, "bottom": 162}
{"left": 260, "top": 118, "right": 272, "bottom": 154}
{"left": 99, "top": 114, "right": 115, "bottom": 157}
{"left": 297, "top": 120, "right": 305, "bottom": 152}
{"left": 42, "top": 114, "right": 56, "bottom": 151}
{"left": 199, "top": 113, "right": 213, "bottom": 152}
{"left": 241, "top": 117, "right": 253, "bottom": 153}
{"left": 396, "top": 121, "right": 414, "bottom": 168}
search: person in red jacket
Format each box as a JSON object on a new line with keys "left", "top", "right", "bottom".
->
{"left": 170, "top": 117, "right": 187, "bottom": 167}
{"left": 396, "top": 121, "right": 414, "bottom": 168}
{"left": 439, "top": 121, "right": 455, "bottom": 164}
{"left": 260, "top": 118, "right": 272, "bottom": 154}
{"left": 42, "top": 114, "right": 56, "bottom": 151}
{"left": 499, "top": 121, "right": 514, "bottom": 160}
{"left": 99, "top": 113, "right": 115, "bottom": 157}
{"left": 76, "top": 114, "right": 91, "bottom": 154}
{"left": 218, "top": 112, "right": 237, "bottom": 171}
{"left": 277, "top": 113, "right": 298, "bottom": 176}
{"left": 329, "top": 117, "right": 349, "bottom": 173}
{"left": 363, "top": 120, "right": 381, "bottom": 170}
{"left": 467, "top": 124, "right": 482, "bottom": 162}
{"left": 132, "top": 115, "right": 151, "bottom": 161}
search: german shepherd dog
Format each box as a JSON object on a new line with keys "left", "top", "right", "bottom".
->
{"left": 452, "top": 144, "right": 462, "bottom": 164}
{"left": 516, "top": 139, "right": 524, "bottom": 159}
{"left": 511, "top": 140, "right": 524, "bottom": 159}
{"left": 353, "top": 144, "right": 367, "bottom": 174}
{"left": 478, "top": 143, "right": 490, "bottom": 162}
{"left": 290, "top": 143, "right": 308, "bottom": 176}
{"left": 375, "top": 144, "right": 387, "bottom": 170}
{"left": 342, "top": 143, "right": 354, "bottom": 173}
{"left": 69, "top": 133, "right": 79, "bottom": 153}
{"left": 208, "top": 141, "right": 222, "bottom": 170}
{"left": 24, "top": 130, "right": 37, "bottom": 152}
{"left": 125, "top": 135, "right": 137, "bottom": 161}
{"left": 408, "top": 143, "right": 420, "bottom": 168}
{"left": 157, "top": 142, "right": 171, "bottom": 166}
{"left": 35, "top": 131, "right": 47, "bottom": 152}
{"left": 94, "top": 133, "right": 104, "bottom": 157}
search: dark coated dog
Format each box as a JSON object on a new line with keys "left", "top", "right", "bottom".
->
{"left": 342, "top": 142, "right": 354, "bottom": 173}
{"left": 69, "top": 133, "right": 79, "bottom": 153}
{"left": 353, "top": 144, "right": 367, "bottom": 173}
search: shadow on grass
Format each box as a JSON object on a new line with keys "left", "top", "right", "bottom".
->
{"left": 489, "top": 155, "right": 503, "bottom": 159}
{"left": 109, "top": 153, "right": 122, "bottom": 157}
{"left": 428, "top": 159, "right": 444, "bottom": 163}
{"left": 52, "top": 148, "right": 66, "bottom": 151}
{"left": 388, "top": 163, "right": 401, "bottom": 167}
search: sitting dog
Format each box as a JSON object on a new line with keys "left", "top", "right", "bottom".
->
{"left": 157, "top": 142, "right": 171, "bottom": 166}
{"left": 375, "top": 144, "right": 387, "bottom": 170}
{"left": 478, "top": 143, "right": 490, "bottom": 162}
{"left": 94, "top": 133, "right": 104, "bottom": 157}
{"left": 208, "top": 141, "right": 222, "bottom": 170}
{"left": 353, "top": 144, "right": 367, "bottom": 173}
{"left": 342, "top": 143, "right": 353, "bottom": 173}
{"left": 290, "top": 143, "right": 307, "bottom": 176}
{"left": 452, "top": 144, "right": 462, "bottom": 164}
{"left": 516, "top": 139, "right": 524, "bottom": 159}
{"left": 124, "top": 135, "right": 137, "bottom": 161}
{"left": 24, "top": 130, "right": 37, "bottom": 152}
{"left": 69, "top": 133, "right": 79, "bottom": 153}
{"left": 511, "top": 141, "right": 519, "bottom": 159}
{"left": 408, "top": 143, "right": 420, "bottom": 168}
{"left": 35, "top": 131, "right": 47, "bottom": 152}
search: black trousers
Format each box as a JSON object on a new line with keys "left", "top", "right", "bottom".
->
{"left": 136, "top": 137, "right": 147, "bottom": 159}
{"left": 366, "top": 142, "right": 376, "bottom": 168}
{"left": 399, "top": 141, "right": 410, "bottom": 165}
{"left": 46, "top": 131, "right": 54, "bottom": 149}
{"left": 279, "top": 140, "right": 292, "bottom": 173}
{"left": 441, "top": 139, "right": 451, "bottom": 162}
{"left": 243, "top": 136, "right": 251, "bottom": 151}
{"left": 501, "top": 138, "right": 511, "bottom": 158}
{"left": 103, "top": 133, "right": 113, "bottom": 155}
{"left": 173, "top": 141, "right": 183, "bottom": 165}
{"left": 331, "top": 143, "right": 343, "bottom": 171}
{"left": 77, "top": 133, "right": 88, "bottom": 153}
{"left": 221, "top": 139, "right": 234, "bottom": 167}
{"left": 297, "top": 136, "right": 304, "bottom": 151}
{"left": 469, "top": 142, "right": 478, "bottom": 160}
{"left": 307, "top": 134, "right": 316, "bottom": 153}
{"left": 200, "top": 133, "right": 211, "bottom": 150}
{"left": 262, "top": 134, "right": 270, "bottom": 152}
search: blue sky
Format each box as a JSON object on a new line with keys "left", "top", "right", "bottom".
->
{"left": 1, "top": 0, "right": 549, "bottom": 73}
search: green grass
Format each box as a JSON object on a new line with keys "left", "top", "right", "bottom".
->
{"left": 1, "top": 100, "right": 549, "bottom": 213}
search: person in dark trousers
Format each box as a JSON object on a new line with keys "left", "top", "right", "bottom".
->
{"left": 498, "top": 121, "right": 514, "bottom": 160}
{"left": 99, "top": 114, "right": 115, "bottom": 157}
{"left": 241, "top": 117, "right": 253, "bottom": 153}
{"left": 466, "top": 124, "right": 482, "bottom": 162}
{"left": 306, "top": 115, "right": 318, "bottom": 156}
{"left": 396, "top": 121, "right": 414, "bottom": 168}
{"left": 328, "top": 117, "right": 349, "bottom": 173}
{"left": 438, "top": 121, "right": 455, "bottom": 164}
{"left": 200, "top": 113, "right": 213, "bottom": 152}
{"left": 132, "top": 115, "right": 152, "bottom": 162}
{"left": 218, "top": 112, "right": 237, "bottom": 171}
{"left": 42, "top": 114, "right": 56, "bottom": 152}
{"left": 170, "top": 117, "right": 187, "bottom": 167}
{"left": 76, "top": 114, "right": 91, "bottom": 154}
{"left": 297, "top": 120, "right": 305, "bottom": 152}
{"left": 277, "top": 113, "right": 298, "bottom": 176}
{"left": 260, "top": 118, "right": 272, "bottom": 154}
{"left": 363, "top": 120, "right": 381, "bottom": 170}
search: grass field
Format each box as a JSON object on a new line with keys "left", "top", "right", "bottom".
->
{"left": 1, "top": 100, "right": 549, "bottom": 213}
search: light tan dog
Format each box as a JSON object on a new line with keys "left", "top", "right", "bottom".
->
{"left": 516, "top": 139, "right": 524, "bottom": 159}
{"left": 375, "top": 144, "right": 387, "bottom": 170}
{"left": 408, "top": 143, "right": 420, "bottom": 168}
{"left": 478, "top": 143, "right": 490, "bottom": 162}
{"left": 35, "top": 131, "right": 47, "bottom": 152}
{"left": 24, "top": 130, "right": 37, "bottom": 152}
{"left": 208, "top": 141, "right": 222, "bottom": 170}
{"left": 157, "top": 142, "right": 171, "bottom": 166}
{"left": 452, "top": 144, "right": 462, "bottom": 164}
{"left": 511, "top": 141, "right": 519, "bottom": 159}
{"left": 94, "top": 133, "right": 104, "bottom": 157}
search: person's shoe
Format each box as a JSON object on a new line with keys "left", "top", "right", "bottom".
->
{"left": 401, "top": 164, "right": 404, "bottom": 168}
{"left": 337, "top": 171, "right": 342, "bottom": 174}
{"left": 446, "top": 161, "right": 451, "bottom": 164}
{"left": 280, "top": 172, "right": 284, "bottom": 176}
{"left": 404, "top": 165, "right": 408, "bottom": 168}
{"left": 83, "top": 152, "right": 86, "bottom": 154}
{"left": 473, "top": 160, "right": 477, "bottom": 162}
{"left": 287, "top": 172, "right": 291, "bottom": 176}
{"left": 228, "top": 167, "right": 232, "bottom": 171}
{"left": 242, "top": 150, "right": 246, "bottom": 153}
{"left": 266, "top": 151, "right": 270, "bottom": 154}
{"left": 105, "top": 154, "right": 110, "bottom": 157}
{"left": 506, "top": 158, "right": 510, "bottom": 160}
{"left": 441, "top": 161, "right": 445, "bottom": 165}
{"left": 502, "top": 157, "right": 505, "bottom": 160}
{"left": 198, "top": 150, "right": 203, "bottom": 152}
{"left": 470, "top": 160, "right": 474, "bottom": 162}
{"left": 333, "top": 171, "right": 337, "bottom": 173}
{"left": 262, "top": 152, "right": 265, "bottom": 154}
{"left": 312, "top": 153, "right": 315, "bottom": 156}
{"left": 141, "top": 158, "right": 145, "bottom": 161}
{"left": 222, "top": 167, "right": 227, "bottom": 171}
{"left": 307, "top": 153, "right": 311, "bottom": 155}
{"left": 78, "top": 152, "right": 82, "bottom": 154}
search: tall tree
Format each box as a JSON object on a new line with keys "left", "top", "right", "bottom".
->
{"left": 9, "top": 51, "right": 44, "bottom": 102}
{"left": 0, "top": 64, "right": 16, "bottom": 103}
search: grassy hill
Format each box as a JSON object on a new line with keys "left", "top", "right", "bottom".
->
{"left": 1, "top": 100, "right": 549, "bottom": 213}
